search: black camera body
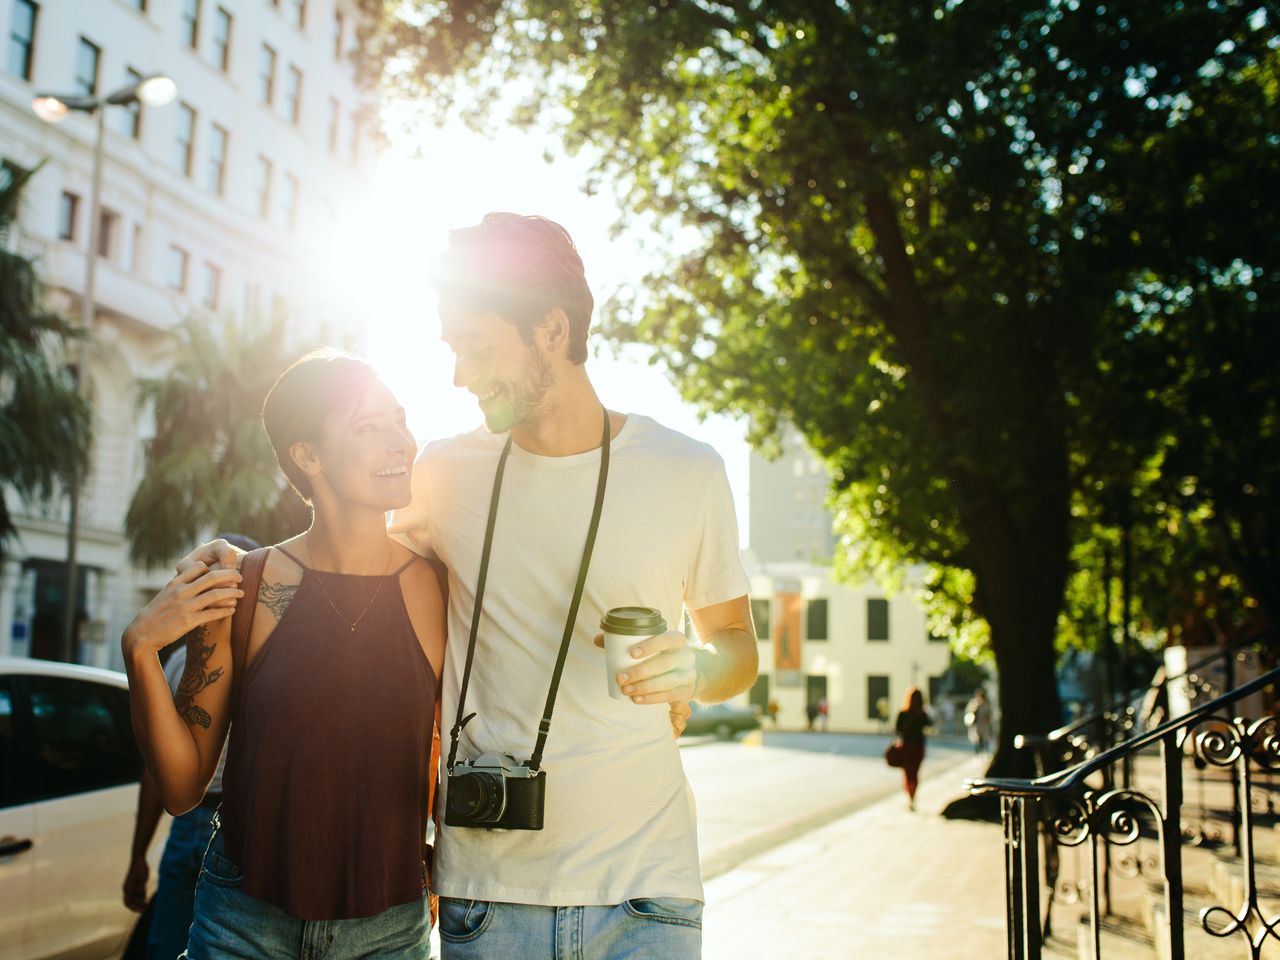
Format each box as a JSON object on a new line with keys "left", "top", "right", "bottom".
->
{"left": 445, "top": 751, "right": 546, "bottom": 830}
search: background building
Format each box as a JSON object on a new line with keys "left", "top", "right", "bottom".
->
{"left": 0, "top": 0, "right": 375, "bottom": 669}
{"left": 744, "top": 427, "right": 953, "bottom": 732}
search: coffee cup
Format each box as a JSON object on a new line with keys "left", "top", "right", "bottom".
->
{"left": 600, "top": 606, "right": 668, "bottom": 702}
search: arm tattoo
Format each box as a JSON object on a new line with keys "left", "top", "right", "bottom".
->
{"left": 174, "top": 627, "right": 223, "bottom": 729}
{"left": 258, "top": 579, "right": 297, "bottom": 623}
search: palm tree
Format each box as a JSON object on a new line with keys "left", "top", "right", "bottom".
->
{"left": 125, "top": 312, "right": 310, "bottom": 568}
{"left": 0, "top": 161, "right": 91, "bottom": 564}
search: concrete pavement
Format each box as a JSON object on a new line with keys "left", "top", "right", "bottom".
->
{"left": 703, "top": 753, "right": 1008, "bottom": 960}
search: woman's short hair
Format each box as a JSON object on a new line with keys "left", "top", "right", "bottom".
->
{"left": 436, "top": 213, "right": 594, "bottom": 364}
{"left": 261, "top": 348, "right": 379, "bottom": 503}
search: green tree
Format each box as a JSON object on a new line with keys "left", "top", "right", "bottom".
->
{"left": 125, "top": 313, "right": 308, "bottom": 568}
{"left": 0, "top": 161, "right": 90, "bottom": 563}
{"left": 370, "top": 1, "right": 1279, "bottom": 775}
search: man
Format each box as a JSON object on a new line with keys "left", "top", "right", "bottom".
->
{"left": 185, "top": 214, "right": 756, "bottom": 957}
{"left": 394, "top": 213, "right": 757, "bottom": 957}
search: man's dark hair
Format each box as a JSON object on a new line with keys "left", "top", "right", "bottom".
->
{"left": 437, "top": 213, "right": 594, "bottom": 364}
{"left": 261, "top": 348, "right": 379, "bottom": 503}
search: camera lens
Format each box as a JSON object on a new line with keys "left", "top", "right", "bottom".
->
{"left": 448, "top": 771, "right": 505, "bottom": 822}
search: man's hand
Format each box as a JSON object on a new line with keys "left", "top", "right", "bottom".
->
{"left": 122, "top": 564, "right": 243, "bottom": 660}
{"left": 592, "top": 629, "right": 700, "bottom": 705}
{"left": 122, "top": 855, "right": 148, "bottom": 912}
{"left": 668, "top": 701, "right": 691, "bottom": 738}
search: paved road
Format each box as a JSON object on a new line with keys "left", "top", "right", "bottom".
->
{"left": 680, "top": 731, "right": 972, "bottom": 878}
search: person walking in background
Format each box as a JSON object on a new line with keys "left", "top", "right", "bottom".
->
{"left": 964, "top": 687, "right": 992, "bottom": 754}
{"left": 122, "top": 352, "right": 446, "bottom": 960}
{"left": 895, "top": 687, "right": 931, "bottom": 810}
{"left": 805, "top": 700, "right": 819, "bottom": 731}
{"left": 767, "top": 699, "right": 780, "bottom": 729}
{"left": 818, "top": 696, "right": 829, "bottom": 732}
{"left": 122, "top": 534, "right": 260, "bottom": 960}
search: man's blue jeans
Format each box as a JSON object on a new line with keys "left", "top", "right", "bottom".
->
{"left": 438, "top": 896, "right": 702, "bottom": 960}
{"left": 148, "top": 799, "right": 218, "bottom": 960}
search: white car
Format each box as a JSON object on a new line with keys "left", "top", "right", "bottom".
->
{"left": 0, "top": 656, "right": 167, "bottom": 960}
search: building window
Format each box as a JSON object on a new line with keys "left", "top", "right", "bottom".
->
{"left": 806, "top": 598, "right": 828, "bottom": 641}
{"left": 327, "top": 97, "right": 340, "bottom": 152}
{"left": 207, "top": 123, "right": 228, "bottom": 195}
{"left": 867, "top": 598, "right": 889, "bottom": 642}
{"left": 259, "top": 43, "right": 276, "bottom": 105}
{"left": 57, "top": 191, "right": 79, "bottom": 241}
{"left": 6, "top": 0, "right": 38, "bottom": 81}
{"left": 282, "top": 173, "right": 299, "bottom": 231}
{"left": 750, "top": 598, "right": 770, "bottom": 641}
{"left": 181, "top": 0, "right": 200, "bottom": 50}
{"left": 74, "top": 36, "right": 100, "bottom": 97}
{"left": 166, "top": 245, "right": 189, "bottom": 291}
{"left": 201, "top": 262, "right": 221, "bottom": 309}
{"left": 175, "top": 102, "right": 196, "bottom": 176}
{"left": 290, "top": 0, "right": 306, "bottom": 29}
{"left": 867, "top": 675, "right": 890, "bottom": 721}
{"left": 126, "top": 0, "right": 146, "bottom": 10}
{"left": 331, "top": 9, "right": 343, "bottom": 59}
{"left": 97, "top": 208, "right": 119, "bottom": 259}
{"left": 120, "top": 67, "right": 143, "bottom": 139}
{"left": 284, "top": 65, "right": 302, "bottom": 124}
{"left": 212, "top": 7, "right": 232, "bottom": 72}
{"left": 255, "top": 155, "right": 273, "bottom": 219}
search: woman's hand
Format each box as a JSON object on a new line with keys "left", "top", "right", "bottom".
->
{"left": 122, "top": 564, "right": 243, "bottom": 661}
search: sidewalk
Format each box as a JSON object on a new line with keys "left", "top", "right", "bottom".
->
{"left": 703, "top": 753, "right": 1007, "bottom": 960}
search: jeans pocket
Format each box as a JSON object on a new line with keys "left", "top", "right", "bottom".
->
{"left": 437, "top": 897, "right": 495, "bottom": 943}
{"left": 199, "top": 846, "right": 245, "bottom": 889}
{"left": 623, "top": 897, "right": 704, "bottom": 929}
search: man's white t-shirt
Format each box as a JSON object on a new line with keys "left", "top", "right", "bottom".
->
{"left": 392, "top": 413, "right": 749, "bottom": 906}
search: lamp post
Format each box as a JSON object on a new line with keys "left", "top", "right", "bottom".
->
{"left": 32, "top": 74, "right": 176, "bottom": 662}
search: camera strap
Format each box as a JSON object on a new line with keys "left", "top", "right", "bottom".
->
{"left": 446, "top": 407, "right": 612, "bottom": 776}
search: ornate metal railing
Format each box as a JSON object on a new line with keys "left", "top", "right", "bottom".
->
{"left": 970, "top": 666, "right": 1280, "bottom": 959}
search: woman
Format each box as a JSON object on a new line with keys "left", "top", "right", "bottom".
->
{"left": 122, "top": 349, "right": 446, "bottom": 958}
{"left": 894, "top": 687, "right": 931, "bottom": 810}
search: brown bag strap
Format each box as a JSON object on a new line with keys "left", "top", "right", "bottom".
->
{"left": 230, "top": 547, "right": 270, "bottom": 699}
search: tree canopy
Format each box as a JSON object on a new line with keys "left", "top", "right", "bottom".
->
{"left": 0, "top": 161, "right": 90, "bottom": 564}
{"left": 125, "top": 314, "right": 308, "bottom": 567}
{"left": 369, "top": 0, "right": 1280, "bottom": 773}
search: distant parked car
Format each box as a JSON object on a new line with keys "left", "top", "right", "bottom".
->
{"left": 682, "top": 702, "right": 761, "bottom": 740}
{"left": 0, "top": 656, "right": 167, "bottom": 960}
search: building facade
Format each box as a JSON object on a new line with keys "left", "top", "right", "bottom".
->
{"left": 0, "top": 0, "right": 376, "bottom": 669}
{"left": 745, "top": 428, "right": 953, "bottom": 733}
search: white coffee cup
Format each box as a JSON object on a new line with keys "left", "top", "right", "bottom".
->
{"left": 600, "top": 606, "right": 668, "bottom": 702}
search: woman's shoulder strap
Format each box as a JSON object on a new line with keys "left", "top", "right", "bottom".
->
{"left": 230, "top": 548, "right": 271, "bottom": 679}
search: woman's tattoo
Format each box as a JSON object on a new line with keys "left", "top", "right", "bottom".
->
{"left": 259, "top": 580, "right": 297, "bottom": 622}
{"left": 175, "top": 628, "right": 223, "bottom": 729}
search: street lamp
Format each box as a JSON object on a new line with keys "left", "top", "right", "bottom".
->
{"left": 32, "top": 73, "right": 176, "bottom": 662}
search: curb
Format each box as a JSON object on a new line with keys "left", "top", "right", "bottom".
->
{"left": 700, "top": 748, "right": 977, "bottom": 881}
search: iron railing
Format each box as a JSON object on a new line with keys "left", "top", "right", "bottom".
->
{"left": 970, "top": 666, "right": 1280, "bottom": 959}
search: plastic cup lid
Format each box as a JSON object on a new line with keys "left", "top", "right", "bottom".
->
{"left": 600, "top": 606, "right": 667, "bottom": 636}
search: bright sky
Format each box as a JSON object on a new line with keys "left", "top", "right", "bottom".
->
{"left": 339, "top": 116, "right": 754, "bottom": 544}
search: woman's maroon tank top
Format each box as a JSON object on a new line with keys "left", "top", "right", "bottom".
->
{"left": 220, "top": 546, "right": 438, "bottom": 920}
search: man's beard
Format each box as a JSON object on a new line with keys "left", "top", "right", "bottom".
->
{"left": 482, "top": 344, "right": 556, "bottom": 434}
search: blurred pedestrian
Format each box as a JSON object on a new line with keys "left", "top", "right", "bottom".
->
{"left": 964, "top": 688, "right": 992, "bottom": 754}
{"left": 767, "top": 699, "right": 780, "bottom": 728}
{"left": 895, "top": 687, "right": 931, "bottom": 810}
{"left": 121, "top": 352, "right": 447, "bottom": 960}
{"left": 817, "top": 696, "right": 829, "bottom": 732}
{"left": 805, "top": 700, "right": 819, "bottom": 731}
{"left": 122, "top": 533, "right": 260, "bottom": 960}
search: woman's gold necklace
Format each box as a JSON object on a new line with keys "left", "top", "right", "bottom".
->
{"left": 305, "top": 538, "right": 395, "bottom": 633}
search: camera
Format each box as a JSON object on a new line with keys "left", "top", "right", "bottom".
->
{"left": 445, "top": 751, "right": 546, "bottom": 830}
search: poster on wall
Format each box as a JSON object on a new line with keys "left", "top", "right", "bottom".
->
{"left": 774, "top": 591, "right": 803, "bottom": 673}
